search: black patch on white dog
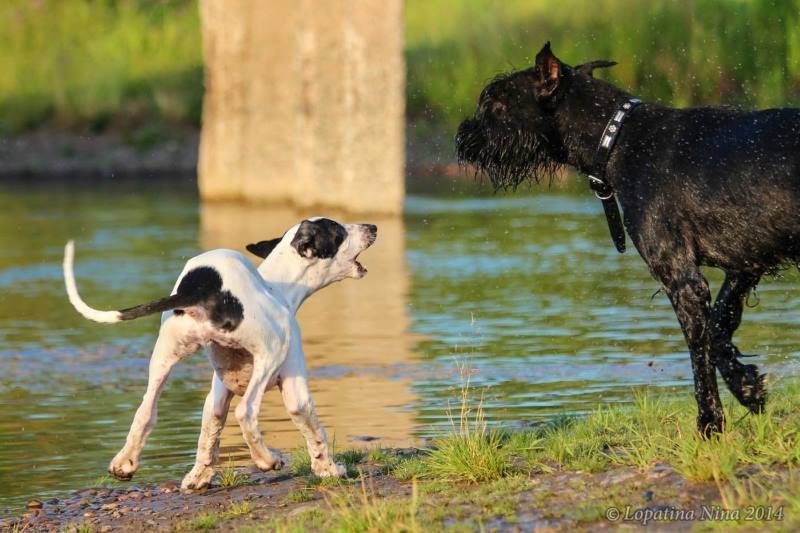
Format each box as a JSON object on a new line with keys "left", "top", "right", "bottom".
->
{"left": 291, "top": 219, "right": 347, "bottom": 259}
{"left": 119, "top": 267, "right": 244, "bottom": 331}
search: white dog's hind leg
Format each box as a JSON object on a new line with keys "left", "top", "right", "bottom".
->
{"left": 109, "top": 318, "right": 197, "bottom": 480}
{"left": 234, "top": 347, "right": 284, "bottom": 471}
{"left": 181, "top": 372, "right": 233, "bottom": 490}
{"left": 280, "top": 370, "right": 345, "bottom": 478}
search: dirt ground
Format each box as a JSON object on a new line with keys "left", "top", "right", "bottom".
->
{"left": 4, "top": 449, "right": 775, "bottom": 532}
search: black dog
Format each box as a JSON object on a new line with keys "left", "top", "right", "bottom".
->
{"left": 456, "top": 42, "right": 800, "bottom": 436}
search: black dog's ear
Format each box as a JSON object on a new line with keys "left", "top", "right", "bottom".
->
{"left": 534, "top": 41, "right": 561, "bottom": 98}
{"left": 576, "top": 60, "right": 618, "bottom": 78}
{"left": 246, "top": 238, "right": 282, "bottom": 258}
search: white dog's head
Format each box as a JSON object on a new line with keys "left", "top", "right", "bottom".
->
{"left": 246, "top": 217, "right": 377, "bottom": 293}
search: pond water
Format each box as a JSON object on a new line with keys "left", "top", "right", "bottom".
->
{"left": 1, "top": 179, "right": 799, "bottom": 513}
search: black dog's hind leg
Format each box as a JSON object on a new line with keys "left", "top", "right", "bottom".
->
{"left": 656, "top": 264, "right": 725, "bottom": 436}
{"left": 710, "top": 271, "right": 767, "bottom": 413}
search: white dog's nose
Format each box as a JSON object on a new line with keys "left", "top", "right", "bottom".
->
{"left": 363, "top": 224, "right": 377, "bottom": 245}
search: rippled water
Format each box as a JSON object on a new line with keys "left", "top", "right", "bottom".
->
{"left": 1, "top": 179, "right": 799, "bottom": 513}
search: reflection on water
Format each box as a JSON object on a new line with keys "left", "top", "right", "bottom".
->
{"left": 1, "top": 180, "right": 799, "bottom": 512}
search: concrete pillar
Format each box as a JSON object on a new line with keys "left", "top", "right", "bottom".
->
{"left": 198, "top": 0, "right": 405, "bottom": 215}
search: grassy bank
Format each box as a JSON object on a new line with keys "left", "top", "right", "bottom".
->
{"left": 8, "top": 378, "right": 800, "bottom": 530}
{"left": 259, "top": 379, "right": 800, "bottom": 531}
{"left": 2, "top": 1, "right": 800, "bottom": 135}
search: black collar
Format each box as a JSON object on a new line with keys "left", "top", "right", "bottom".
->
{"left": 586, "top": 97, "right": 641, "bottom": 254}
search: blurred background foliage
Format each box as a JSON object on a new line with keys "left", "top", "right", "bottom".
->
{"left": 0, "top": 0, "right": 201, "bottom": 133}
{"left": 1, "top": 0, "right": 800, "bottom": 134}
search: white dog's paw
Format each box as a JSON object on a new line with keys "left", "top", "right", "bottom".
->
{"left": 108, "top": 452, "right": 139, "bottom": 480}
{"left": 181, "top": 465, "right": 215, "bottom": 491}
{"left": 252, "top": 448, "right": 284, "bottom": 472}
{"left": 312, "top": 460, "right": 346, "bottom": 478}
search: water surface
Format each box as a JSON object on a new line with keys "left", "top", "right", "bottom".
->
{"left": 1, "top": 180, "right": 799, "bottom": 513}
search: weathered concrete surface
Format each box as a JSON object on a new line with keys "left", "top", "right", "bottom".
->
{"left": 199, "top": 0, "right": 405, "bottom": 214}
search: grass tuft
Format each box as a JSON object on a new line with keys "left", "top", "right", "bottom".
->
{"left": 289, "top": 447, "right": 313, "bottom": 476}
{"left": 177, "top": 500, "right": 253, "bottom": 531}
{"left": 217, "top": 458, "right": 250, "bottom": 488}
{"left": 421, "top": 361, "right": 513, "bottom": 483}
{"left": 324, "top": 476, "right": 421, "bottom": 533}
{"left": 286, "top": 487, "right": 316, "bottom": 504}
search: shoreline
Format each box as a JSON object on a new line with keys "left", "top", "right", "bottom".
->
{"left": 4, "top": 384, "right": 800, "bottom": 531}
{"left": 0, "top": 126, "right": 464, "bottom": 185}
{"left": 3, "top": 447, "right": 793, "bottom": 532}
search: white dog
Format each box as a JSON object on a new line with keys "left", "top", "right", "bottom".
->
{"left": 63, "top": 217, "right": 377, "bottom": 490}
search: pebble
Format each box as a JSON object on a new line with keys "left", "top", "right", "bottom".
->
{"left": 128, "top": 492, "right": 143, "bottom": 500}
{"left": 647, "top": 463, "right": 676, "bottom": 480}
{"left": 100, "top": 526, "right": 113, "bottom": 532}
{"left": 288, "top": 504, "right": 316, "bottom": 518}
{"left": 351, "top": 435, "right": 381, "bottom": 442}
{"left": 27, "top": 499, "right": 43, "bottom": 509}
{"left": 83, "top": 511, "right": 94, "bottom": 518}
{"left": 101, "top": 502, "right": 118, "bottom": 510}
{"left": 159, "top": 481, "right": 179, "bottom": 492}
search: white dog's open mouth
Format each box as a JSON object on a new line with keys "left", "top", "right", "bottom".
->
{"left": 354, "top": 254, "right": 367, "bottom": 275}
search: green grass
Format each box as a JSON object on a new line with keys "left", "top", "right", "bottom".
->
{"left": 406, "top": 0, "right": 800, "bottom": 129}
{"left": 140, "top": 378, "right": 800, "bottom": 531}
{"left": 0, "top": 0, "right": 201, "bottom": 133}
{"left": 521, "top": 384, "right": 800, "bottom": 483}
{"left": 3, "top": 1, "right": 800, "bottom": 134}
{"left": 270, "top": 381, "right": 800, "bottom": 530}
{"left": 89, "top": 474, "right": 124, "bottom": 488}
{"left": 421, "top": 364, "right": 513, "bottom": 483}
{"left": 286, "top": 487, "right": 316, "bottom": 504}
{"left": 217, "top": 458, "right": 250, "bottom": 488}
{"left": 177, "top": 500, "right": 254, "bottom": 531}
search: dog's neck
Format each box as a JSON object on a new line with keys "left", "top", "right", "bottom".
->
{"left": 554, "top": 76, "right": 634, "bottom": 183}
{"left": 256, "top": 250, "right": 318, "bottom": 313}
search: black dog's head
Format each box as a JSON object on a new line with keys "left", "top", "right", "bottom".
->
{"left": 456, "top": 42, "right": 617, "bottom": 189}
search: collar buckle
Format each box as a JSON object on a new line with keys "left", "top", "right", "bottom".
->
{"left": 588, "top": 175, "right": 614, "bottom": 200}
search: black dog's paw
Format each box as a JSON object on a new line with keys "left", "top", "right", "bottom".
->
{"left": 697, "top": 409, "right": 725, "bottom": 438}
{"left": 736, "top": 364, "right": 767, "bottom": 414}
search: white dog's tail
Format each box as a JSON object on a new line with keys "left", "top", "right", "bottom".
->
{"left": 64, "top": 241, "right": 199, "bottom": 324}
{"left": 63, "top": 241, "right": 123, "bottom": 323}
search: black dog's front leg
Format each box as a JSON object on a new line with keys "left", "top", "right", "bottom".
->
{"left": 659, "top": 267, "right": 725, "bottom": 436}
{"left": 711, "top": 271, "right": 767, "bottom": 413}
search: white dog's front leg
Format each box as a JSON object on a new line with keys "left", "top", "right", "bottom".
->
{"left": 235, "top": 348, "right": 283, "bottom": 471}
{"left": 109, "top": 319, "right": 193, "bottom": 480}
{"left": 280, "top": 370, "right": 345, "bottom": 478}
{"left": 181, "top": 372, "right": 233, "bottom": 490}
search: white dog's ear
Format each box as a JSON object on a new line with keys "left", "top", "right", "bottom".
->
{"left": 246, "top": 238, "right": 282, "bottom": 258}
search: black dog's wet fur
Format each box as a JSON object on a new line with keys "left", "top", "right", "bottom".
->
{"left": 457, "top": 42, "right": 800, "bottom": 436}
